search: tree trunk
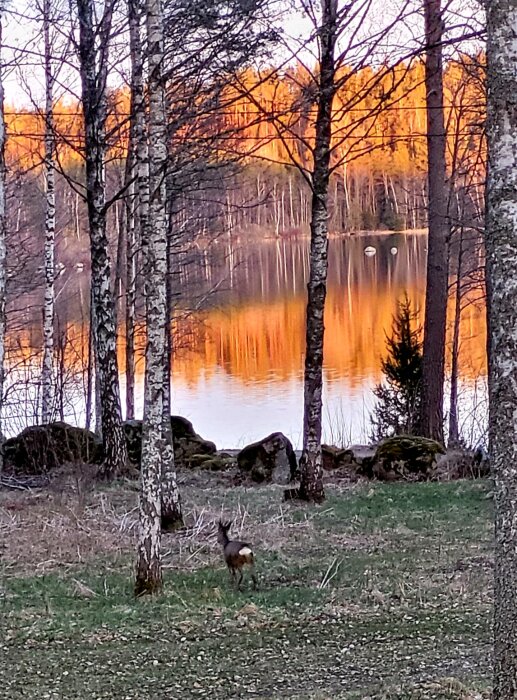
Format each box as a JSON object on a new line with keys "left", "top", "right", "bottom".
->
{"left": 298, "top": 0, "right": 338, "bottom": 504}
{"left": 41, "top": 0, "right": 55, "bottom": 424}
{"left": 125, "top": 171, "right": 136, "bottom": 421}
{"left": 0, "top": 15, "right": 6, "bottom": 466}
{"left": 486, "top": 5, "right": 517, "bottom": 697}
{"left": 76, "top": 0, "right": 128, "bottom": 478}
{"left": 125, "top": 0, "right": 146, "bottom": 420}
{"left": 448, "top": 222, "right": 463, "bottom": 448}
{"left": 162, "top": 196, "right": 182, "bottom": 531}
{"left": 419, "top": 0, "right": 449, "bottom": 444}
{"left": 136, "top": 0, "right": 179, "bottom": 594}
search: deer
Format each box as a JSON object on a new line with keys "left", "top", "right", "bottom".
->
{"left": 217, "top": 520, "right": 258, "bottom": 591}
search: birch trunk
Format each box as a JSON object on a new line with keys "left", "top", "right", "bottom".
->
{"left": 135, "top": 0, "right": 180, "bottom": 595}
{"left": 162, "top": 214, "right": 182, "bottom": 531}
{"left": 298, "top": 0, "right": 338, "bottom": 504}
{"left": 0, "top": 15, "right": 6, "bottom": 467}
{"left": 419, "top": 0, "right": 448, "bottom": 444}
{"left": 41, "top": 0, "right": 55, "bottom": 424}
{"left": 125, "top": 0, "right": 144, "bottom": 420}
{"left": 486, "top": 4, "right": 517, "bottom": 697}
{"left": 76, "top": 0, "right": 128, "bottom": 478}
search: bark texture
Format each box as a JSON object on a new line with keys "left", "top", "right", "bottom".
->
{"left": 419, "top": 0, "right": 449, "bottom": 444}
{"left": 0, "top": 16, "right": 6, "bottom": 466}
{"left": 135, "top": 0, "right": 180, "bottom": 595}
{"left": 299, "top": 0, "right": 338, "bottom": 504}
{"left": 486, "top": 4, "right": 517, "bottom": 697}
{"left": 76, "top": 0, "right": 128, "bottom": 478}
{"left": 41, "top": 0, "right": 55, "bottom": 423}
{"left": 125, "top": 0, "right": 145, "bottom": 420}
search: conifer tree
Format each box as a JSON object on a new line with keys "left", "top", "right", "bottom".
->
{"left": 371, "top": 296, "right": 422, "bottom": 441}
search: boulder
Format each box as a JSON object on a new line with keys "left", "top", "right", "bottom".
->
{"left": 122, "top": 416, "right": 217, "bottom": 469}
{"left": 342, "top": 444, "right": 376, "bottom": 471}
{"left": 237, "top": 432, "right": 298, "bottom": 483}
{"left": 322, "top": 444, "right": 348, "bottom": 470}
{"left": 370, "top": 435, "right": 445, "bottom": 481}
{"left": 171, "top": 416, "right": 216, "bottom": 466}
{"left": 435, "top": 448, "right": 490, "bottom": 480}
{"left": 322, "top": 444, "right": 375, "bottom": 474}
{"left": 2, "top": 422, "right": 103, "bottom": 475}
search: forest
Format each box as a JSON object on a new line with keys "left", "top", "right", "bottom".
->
{"left": 2, "top": 1, "right": 517, "bottom": 699}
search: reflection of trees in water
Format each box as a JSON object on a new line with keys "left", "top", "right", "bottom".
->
{"left": 2, "top": 233, "right": 486, "bottom": 437}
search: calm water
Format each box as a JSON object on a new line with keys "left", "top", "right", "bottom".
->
{"left": 151, "top": 232, "right": 486, "bottom": 448}
{"left": 5, "top": 232, "right": 487, "bottom": 447}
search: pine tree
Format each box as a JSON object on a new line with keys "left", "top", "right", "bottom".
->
{"left": 371, "top": 296, "right": 422, "bottom": 441}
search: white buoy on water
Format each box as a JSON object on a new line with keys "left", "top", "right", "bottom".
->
{"left": 364, "top": 246, "right": 376, "bottom": 257}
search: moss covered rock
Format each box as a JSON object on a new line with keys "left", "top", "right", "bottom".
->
{"left": 122, "top": 416, "right": 217, "bottom": 469}
{"left": 237, "top": 432, "right": 298, "bottom": 484}
{"left": 371, "top": 435, "right": 445, "bottom": 481}
{"left": 2, "top": 422, "right": 103, "bottom": 475}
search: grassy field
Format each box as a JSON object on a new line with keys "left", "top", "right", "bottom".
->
{"left": 0, "top": 471, "right": 493, "bottom": 699}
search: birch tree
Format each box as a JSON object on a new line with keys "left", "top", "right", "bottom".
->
{"left": 230, "top": 0, "right": 414, "bottom": 502}
{"left": 41, "top": 0, "right": 56, "bottom": 423}
{"left": 76, "top": 0, "right": 128, "bottom": 477}
{"left": 135, "top": 0, "right": 180, "bottom": 595}
{"left": 0, "top": 9, "right": 6, "bottom": 465}
{"left": 419, "top": 0, "right": 449, "bottom": 444}
{"left": 298, "top": 0, "right": 339, "bottom": 503}
{"left": 124, "top": 0, "right": 146, "bottom": 421}
{"left": 486, "top": 3, "right": 517, "bottom": 697}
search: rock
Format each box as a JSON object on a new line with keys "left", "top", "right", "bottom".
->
{"left": 435, "top": 448, "right": 490, "bottom": 480}
{"left": 123, "top": 420, "right": 144, "bottom": 465}
{"left": 122, "top": 416, "right": 217, "bottom": 469}
{"left": 170, "top": 416, "right": 216, "bottom": 466}
{"left": 371, "top": 435, "right": 445, "bottom": 481}
{"left": 188, "top": 453, "right": 234, "bottom": 471}
{"left": 322, "top": 443, "right": 375, "bottom": 475}
{"left": 321, "top": 444, "right": 347, "bottom": 470}
{"left": 343, "top": 444, "right": 376, "bottom": 470}
{"left": 2, "top": 422, "right": 103, "bottom": 475}
{"left": 237, "top": 432, "right": 298, "bottom": 483}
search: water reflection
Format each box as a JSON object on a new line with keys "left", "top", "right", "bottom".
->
{"left": 5, "top": 233, "right": 487, "bottom": 447}
{"left": 166, "top": 233, "right": 485, "bottom": 447}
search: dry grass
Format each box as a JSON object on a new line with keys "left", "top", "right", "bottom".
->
{"left": 0, "top": 473, "right": 493, "bottom": 699}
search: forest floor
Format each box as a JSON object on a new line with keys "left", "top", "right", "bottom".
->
{"left": 0, "top": 471, "right": 492, "bottom": 700}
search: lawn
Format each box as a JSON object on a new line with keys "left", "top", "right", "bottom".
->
{"left": 0, "top": 472, "right": 493, "bottom": 699}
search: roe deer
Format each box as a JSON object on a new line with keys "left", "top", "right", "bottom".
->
{"left": 217, "top": 520, "right": 257, "bottom": 590}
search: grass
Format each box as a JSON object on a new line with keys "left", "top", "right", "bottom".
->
{"left": 0, "top": 472, "right": 493, "bottom": 699}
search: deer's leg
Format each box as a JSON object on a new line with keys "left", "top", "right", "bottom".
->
{"left": 237, "top": 569, "right": 244, "bottom": 591}
{"left": 228, "top": 567, "right": 236, "bottom": 587}
{"left": 250, "top": 565, "right": 258, "bottom": 591}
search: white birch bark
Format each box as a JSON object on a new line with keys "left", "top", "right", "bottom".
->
{"left": 41, "top": 0, "right": 56, "bottom": 424}
{"left": 135, "top": 0, "right": 181, "bottom": 594}
{"left": 0, "top": 13, "right": 6, "bottom": 468}
{"left": 125, "top": 0, "right": 145, "bottom": 420}
{"left": 299, "top": 0, "right": 338, "bottom": 504}
{"left": 76, "top": 0, "right": 128, "bottom": 477}
{"left": 486, "top": 4, "right": 517, "bottom": 697}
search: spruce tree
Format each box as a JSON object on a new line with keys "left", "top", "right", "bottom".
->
{"left": 371, "top": 296, "right": 422, "bottom": 441}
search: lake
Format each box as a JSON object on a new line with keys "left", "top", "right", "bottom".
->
{"left": 162, "top": 232, "right": 486, "bottom": 448}
{"left": 4, "top": 232, "right": 487, "bottom": 448}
